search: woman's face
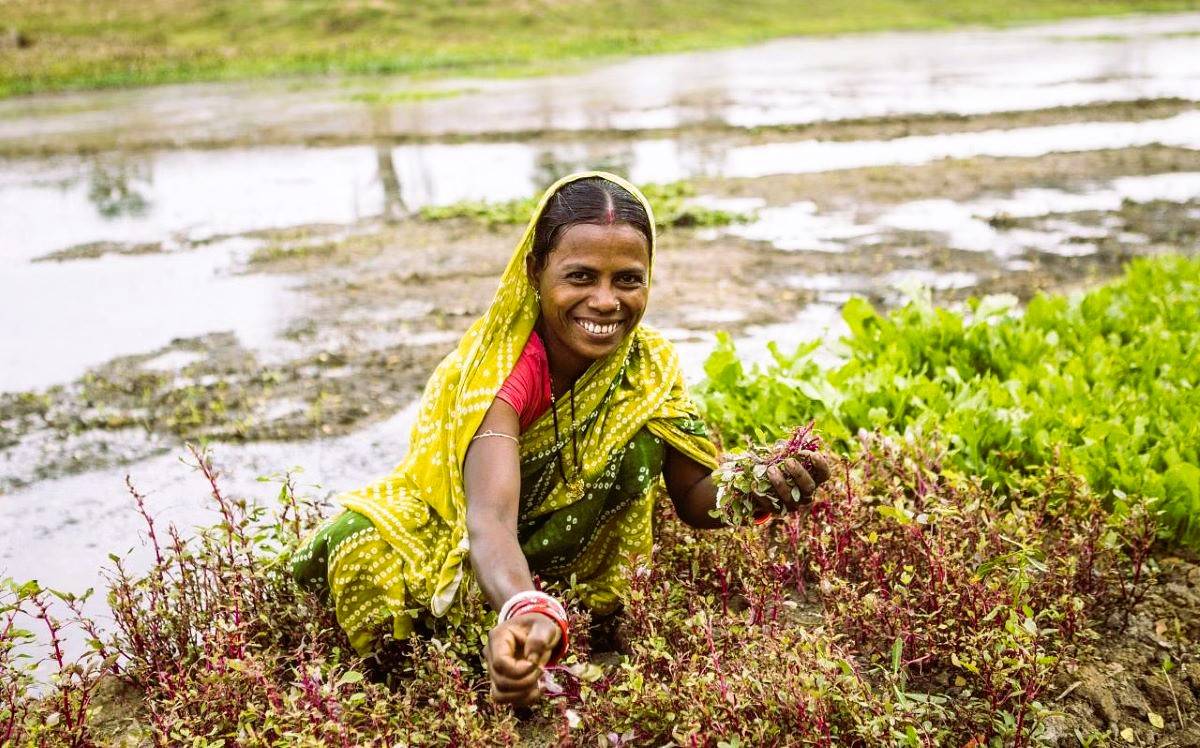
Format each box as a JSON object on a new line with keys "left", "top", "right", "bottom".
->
{"left": 530, "top": 222, "right": 651, "bottom": 367}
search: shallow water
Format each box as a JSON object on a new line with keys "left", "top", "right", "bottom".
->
{"left": 5, "top": 114, "right": 1200, "bottom": 391}
{"left": 6, "top": 113, "right": 1198, "bottom": 259}
{"left": 727, "top": 171, "right": 1200, "bottom": 257}
{"left": 0, "top": 237, "right": 293, "bottom": 391}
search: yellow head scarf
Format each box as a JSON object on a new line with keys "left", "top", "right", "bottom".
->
{"left": 326, "top": 172, "right": 717, "bottom": 651}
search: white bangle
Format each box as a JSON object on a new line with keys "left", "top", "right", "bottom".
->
{"left": 471, "top": 430, "right": 519, "bottom": 444}
{"left": 499, "top": 590, "right": 566, "bottom": 622}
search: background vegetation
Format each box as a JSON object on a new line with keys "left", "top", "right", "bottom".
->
{"left": 3, "top": 0, "right": 1199, "bottom": 98}
{"left": 696, "top": 255, "right": 1200, "bottom": 548}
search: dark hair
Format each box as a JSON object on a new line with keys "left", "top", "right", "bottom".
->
{"left": 530, "top": 177, "right": 653, "bottom": 268}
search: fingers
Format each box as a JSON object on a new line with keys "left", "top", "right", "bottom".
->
{"left": 518, "top": 614, "right": 562, "bottom": 668}
{"left": 765, "top": 464, "right": 792, "bottom": 509}
{"left": 766, "top": 453, "right": 831, "bottom": 514}
{"left": 486, "top": 615, "right": 562, "bottom": 707}
{"left": 486, "top": 626, "right": 538, "bottom": 680}
{"left": 804, "top": 452, "right": 831, "bottom": 485}
{"left": 780, "top": 458, "right": 816, "bottom": 500}
{"left": 486, "top": 627, "right": 540, "bottom": 700}
{"left": 490, "top": 677, "right": 542, "bottom": 706}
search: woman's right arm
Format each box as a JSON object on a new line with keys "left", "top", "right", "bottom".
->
{"left": 464, "top": 398, "right": 534, "bottom": 609}
{"left": 464, "top": 398, "right": 561, "bottom": 706}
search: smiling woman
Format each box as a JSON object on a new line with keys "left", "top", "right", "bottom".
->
{"left": 290, "top": 172, "right": 828, "bottom": 706}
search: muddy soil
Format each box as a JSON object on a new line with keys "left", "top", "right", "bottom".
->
{"left": 4, "top": 97, "right": 1194, "bottom": 158}
{"left": 703, "top": 145, "right": 1200, "bottom": 208}
{"left": 1049, "top": 555, "right": 1200, "bottom": 746}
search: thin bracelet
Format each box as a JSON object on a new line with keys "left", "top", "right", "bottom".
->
{"left": 471, "top": 430, "right": 519, "bottom": 444}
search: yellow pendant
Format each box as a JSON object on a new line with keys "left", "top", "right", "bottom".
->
{"left": 566, "top": 475, "right": 586, "bottom": 502}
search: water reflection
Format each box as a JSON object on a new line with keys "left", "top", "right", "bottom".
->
{"left": 86, "top": 157, "right": 151, "bottom": 219}
{"left": 375, "top": 143, "right": 407, "bottom": 222}
{"left": 5, "top": 112, "right": 1198, "bottom": 264}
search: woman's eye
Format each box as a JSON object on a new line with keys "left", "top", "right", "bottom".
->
{"left": 567, "top": 271, "right": 591, "bottom": 282}
{"left": 620, "top": 275, "right": 646, "bottom": 286}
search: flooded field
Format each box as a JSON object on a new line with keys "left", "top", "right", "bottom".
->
{"left": 2, "top": 13, "right": 1200, "bottom": 620}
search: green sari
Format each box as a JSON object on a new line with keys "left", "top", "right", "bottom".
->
{"left": 291, "top": 172, "right": 718, "bottom": 655}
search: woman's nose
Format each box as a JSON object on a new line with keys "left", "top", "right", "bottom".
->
{"left": 589, "top": 284, "right": 620, "bottom": 312}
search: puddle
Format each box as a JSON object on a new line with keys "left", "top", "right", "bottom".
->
{"left": 726, "top": 201, "right": 876, "bottom": 252}
{"left": 0, "top": 149, "right": 382, "bottom": 263}
{"left": 885, "top": 269, "right": 980, "bottom": 291}
{"left": 140, "top": 349, "right": 206, "bottom": 373}
{"left": 716, "top": 111, "right": 1200, "bottom": 179}
{"left": 874, "top": 171, "right": 1200, "bottom": 256}
{"left": 0, "top": 237, "right": 294, "bottom": 392}
{"left": 8, "top": 113, "right": 1199, "bottom": 265}
{"left": 729, "top": 171, "right": 1200, "bottom": 257}
{"left": 2, "top": 14, "right": 1199, "bottom": 149}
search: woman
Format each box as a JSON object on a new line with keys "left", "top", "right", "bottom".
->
{"left": 292, "top": 172, "right": 828, "bottom": 706}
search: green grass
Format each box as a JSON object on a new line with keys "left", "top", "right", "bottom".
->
{"left": 419, "top": 180, "right": 755, "bottom": 229}
{"left": 2, "top": 0, "right": 1198, "bottom": 98}
{"left": 344, "top": 87, "right": 478, "bottom": 105}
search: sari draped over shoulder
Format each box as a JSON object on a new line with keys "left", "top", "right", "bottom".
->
{"left": 291, "top": 172, "right": 718, "bottom": 654}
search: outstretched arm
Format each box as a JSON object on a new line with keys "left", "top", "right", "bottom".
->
{"left": 663, "top": 445, "right": 830, "bottom": 528}
{"left": 464, "top": 399, "right": 560, "bottom": 706}
{"left": 464, "top": 399, "right": 533, "bottom": 609}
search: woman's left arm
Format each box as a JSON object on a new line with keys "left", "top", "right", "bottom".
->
{"left": 662, "top": 447, "right": 830, "bottom": 529}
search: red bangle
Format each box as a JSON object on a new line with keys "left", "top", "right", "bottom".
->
{"left": 753, "top": 510, "right": 773, "bottom": 525}
{"left": 506, "top": 601, "right": 570, "bottom": 665}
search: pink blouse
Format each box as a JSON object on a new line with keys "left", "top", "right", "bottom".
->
{"left": 495, "top": 331, "right": 552, "bottom": 432}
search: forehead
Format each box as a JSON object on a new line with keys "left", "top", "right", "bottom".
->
{"left": 549, "top": 223, "right": 650, "bottom": 267}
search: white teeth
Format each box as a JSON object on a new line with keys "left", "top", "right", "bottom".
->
{"left": 578, "top": 319, "right": 619, "bottom": 335}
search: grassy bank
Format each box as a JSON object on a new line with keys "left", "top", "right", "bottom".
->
{"left": 2, "top": 0, "right": 1199, "bottom": 98}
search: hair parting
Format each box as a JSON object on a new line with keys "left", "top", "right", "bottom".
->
{"left": 530, "top": 177, "right": 652, "bottom": 268}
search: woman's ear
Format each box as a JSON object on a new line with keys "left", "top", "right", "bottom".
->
{"left": 525, "top": 253, "right": 540, "bottom": 291}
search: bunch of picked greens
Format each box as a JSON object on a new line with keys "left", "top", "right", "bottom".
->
{"left": 712, "top": 421, "right": 822, "bottom": 525}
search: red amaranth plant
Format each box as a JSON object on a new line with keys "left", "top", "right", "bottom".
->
{"left": 0, "top": 432, "right": 1162, "bottom": 745}
{"left": 713, "top": 422, "right": 823, "bottom": 525}
{"left": 0, "top": 579, "right": 106, "bottom": 746}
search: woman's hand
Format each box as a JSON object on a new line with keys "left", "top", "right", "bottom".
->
{"left": 759, "top": 452, "right": 831, "bottom": 516}
{"left": 484, "top": 613, "right": 563, "bottom": 706}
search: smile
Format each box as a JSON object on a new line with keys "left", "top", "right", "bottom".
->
{"left": 575, "top": 318, "right": 622, "bottom": 337}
